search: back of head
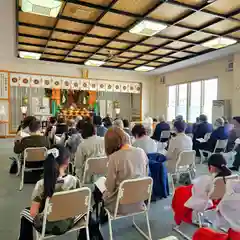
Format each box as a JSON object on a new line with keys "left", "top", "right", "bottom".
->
{"left": 123, "top": 119, "right": 129, "bottom": 128}
{"left": 81, "top": 122, "right": 95, "bottom": 139}
{"left": 49, "top": 116, "right": 57, "bottom": 125}
{"left": 67, "top": 119, "right": 75, "bottom": 128}
{"left": 175, "top": 115, "right": 183, "bottom": 121}
{"left": 104, "top": 127, "right": 128, "bottom": 156}
{"left": 199, "top": 114, "right": 207, "bottom": 122}
{"left": 233, "top": 116, "right": 240, "bottom": 126}
{"left": 215, "top": 117, "right": 224, "bottom": 127}
{"left": 174, "top": 120, "right": 186, "bottom": 133}
{"left": 76, "top": 119, "right": 85, "bottom": 133}
{"left": 93, "top": 115, "right": 102, "bottom": 126}
{"left": 159, "top": 115, "right": 165, "bottom": 122}
{"left": 208, "top": 153, "right": 231, "bottom": 177}
{"left": 44, "top": 145, "right": 70, "bottom": 198}
{"left": 222, "top": 116, "right": 228, "bottom": 124}
{"left": 22, "top": 116, "right": 36, "bottom": 129}
{"left": 57, "top": 116, "right": 65, "bottom": 124}
{"left": 113, "top": 119, "right": 124, "bottom": 129}
{"left": 29, "top": 120, "right": 41, "bottom": 133}
{"left": 132, "top": 124, "right": 146, "bottom": 138}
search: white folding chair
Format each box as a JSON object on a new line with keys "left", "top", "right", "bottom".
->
{"left": 82, "top": 156, "right": 108, "bottom": 185}
{"left": 158, "top": 237, "right": 178, "bottom": 240}
{"left": 169, "top": 150, "right": 196, "bottom": 193}
{"left": 199, "top": 139, "right": 228, "bottom": 164}
{"left": 105, "top": 177, "right": 153, "bottom": 240}
{"left": 186, "top": 133, "right": 193, "bottom": 139}
{"left": 160, "top": 130, "right": 171, "bottom": 142}
{"left": 35, "top": 187, "right": 91, "bottom": 240}
{"left": 19, "top": 147, "right": 47, "bottom": 191}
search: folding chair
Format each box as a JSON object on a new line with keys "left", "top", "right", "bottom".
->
{"left": 105, "top": 177, "right": 153, "bottom": 240}
{"left": 160, "top": 130, "right": 171, "bottom": 142}
{"left": 82, "top": 156, "right": 108, "bottom": 185}
{"left": 159, "top": 237, "right": 178, "bottom": 240}
{"left": 35, "top": 187, "right": 91, "bottom": 240}
{"left": 186, "top": 133, "right": 193, "bottom": 139}
{"left": 19, "top": 147, "right": 47, "bottom": 191}
{"left": 169, "top": 150, "right": 196, "bottom": 193}
{"left": 199, "top": 139, "right": 228, "bottom": 164}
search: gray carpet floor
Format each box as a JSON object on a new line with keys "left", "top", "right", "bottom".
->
{"left": 0, "top": 139, "right": 234, "bottom": 240}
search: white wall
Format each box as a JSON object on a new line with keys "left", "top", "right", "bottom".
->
{"left": 153, "top": 55, "right": 238, "bottom": 117}
{"left": 0, "top": 0, "right": 155, "bottom": 120}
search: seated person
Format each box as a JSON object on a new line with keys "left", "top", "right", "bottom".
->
{"left": 102, "top": 127, "right": 148, "bottom": 214}
{"left": 113, "top": 119, "right": 131, "bottom": 144}
{"left": 93, "top": 115, "right": 107, "bottom": 137}
{"left": 123, "top": 119, "right": 132, "bottom": 136}
{"left": 193, "top": 114, "right": 213, "bottom": 144}
{"left": 175, "top": 115, "right": 192, "bottom": 134}
{"left": 103, "top": 114, "right": 113, "bottom": 129}
{"left": 152, "top": 115, "right": 170, "bottom": 142}
{"left": 55, "top": 116, "right": 68, "bottom": 135}
{"left": 75, "top": 122, "right": 105, "bottom": 181}
{"left": 172, "top": 154, "right": 231, "bottom": 225}
{"left": 197, "top": 117, "right": 229, "bottom": 153}
{"left": 16, "top": 116, "right": 36, "bottom": 141}
{"left": 18, "top": 145, "right": 83, "bottom": 240}
{"left": 192, "top": 179, "right": 240, "bottom": 240}
{"left": 132, "top": 124, "right": 157, "bottom": 154}
{"left": 166, "top": 120, "right": 192, "bottom": 173}
{"left": 14, "top": 120, "right": 50, "bottom": 155}
{"left": 192, "top": 117, "right": 200, "bottom": 134}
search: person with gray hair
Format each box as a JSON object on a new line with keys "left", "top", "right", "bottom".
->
{"left": 152, "top": 115, "right": 170, "bottom": 141}
{"left": 113, "top": 119, "right": 131, "bottom": 144}
{"left": 197, "top": 117, "right": 229, "bottom": 152}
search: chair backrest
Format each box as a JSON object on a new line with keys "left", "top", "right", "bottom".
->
{"left": 176, "top": 150, "right": 196, "bottom": 170}
{"left": 82, "top": 156, "right": 108, "bottom": 184}
{"left": 45, "top": 187, "right": 91, "bottom": 222}
{"left": 160, "top": 130, "right": 171, "bottom": 139}
{"left": 204, "top": 132, "right": 211, "bottom": 141}
{"left": 209, "top": 175, "right": 239, "bottom": 200}
{"left": 114, "top": 177, "right": 153, "bottom": 217}
{"left": 24, "top": 147, "right": 47, "bottom": 162}
{"left": 214, "top": 139, "right": 228, "bottom": 152}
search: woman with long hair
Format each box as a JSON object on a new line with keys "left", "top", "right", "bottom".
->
{"left": 172, "top": 154, "right": 231, "bottom": 226}
{"left": 18, "top": 145, "right": 82, "bottom": 240}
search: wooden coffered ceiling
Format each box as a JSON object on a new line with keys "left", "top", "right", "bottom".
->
{"left": 17, "top": 0, "right": 240, "bottom": 71}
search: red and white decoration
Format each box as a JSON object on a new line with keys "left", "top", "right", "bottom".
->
{"left": 30, "top": 77, "right": 42, "bottom": 88}
{"left": 10, "top": 73, "right": 141, "bottom": 94}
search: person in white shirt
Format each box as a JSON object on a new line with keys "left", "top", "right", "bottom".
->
{"left": 166, "top": 120, "right": 193, "bottom": 173}
{"left": 75, "top": 122, "right": 105, "bottom": 181}
{"left": 132, "top": 124, "right": 157, "bottom": 154}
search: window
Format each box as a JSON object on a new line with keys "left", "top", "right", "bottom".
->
{"left": 176, "top": 83, "right": 187, "bottom": 120}
{"left": 203, "top": 78, "right": 218, "bottom": 123}
{"left": 167, "top": 85, "right": 176, "bottom": 121}
{"left": 167, "top": 78, "right": 218, "bottom": 122}
{"left": 189, "top": 81, "right": 201, "bottom": 123}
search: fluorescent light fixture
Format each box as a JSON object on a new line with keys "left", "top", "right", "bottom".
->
{"left": 21, "top": 0, "right": 62, "bottom": 17}
{"left": 202, "top": 37, "right": 237, "bottom": 49}
{"left": 135, "top": 66, "right": 155, "bottom": 72}
{"left": 129, "top": 20, "right": 167, "bottom": 36}
{"left": 84, "top": 60, "right": 105, "bottom": 67}
{"left": 19, "top": 51, "right": 41, "bottom": 60}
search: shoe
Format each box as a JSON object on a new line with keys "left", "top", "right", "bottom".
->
{"left": 229, "top": 166, "right": 239, "bottom": 171}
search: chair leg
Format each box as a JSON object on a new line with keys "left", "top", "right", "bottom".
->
{"left": 85, "top": 226, "right": 90, "bottom": 240}
{"left": 16, "top": 159, "right": 21, "bottom": 176}
{"left": 107, "top": 213, "right": 113, "bottom": 240}
{"left": 199, "top": 150, "right": 205, "bottom": 164}
{"left": 19, "top": 168, "right": 24, "bottom": 191}
{"left": 170, "top": 174, "right": 175, "bottom": 194}
{"left": 173, "top": 225, "right": 191, "bottom": 240}
{"left": 132, "top": 213, "right": 152, "bottom": 240}
{"left": 197, "top": 213, "right": 203, "bottom": 228}
{"left": 188, "top": 170, "right": 192, "bottom": 182}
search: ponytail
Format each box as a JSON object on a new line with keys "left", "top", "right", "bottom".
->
{"left": 43, "top": 148, "right": 60, "bottom": 198}
{"left": 219, "top": 164, "right": 232, "bottom": 178}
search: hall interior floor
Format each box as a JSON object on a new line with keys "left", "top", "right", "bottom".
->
{"left": 0, "top": 139, "right": 232, "bottom": 240}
